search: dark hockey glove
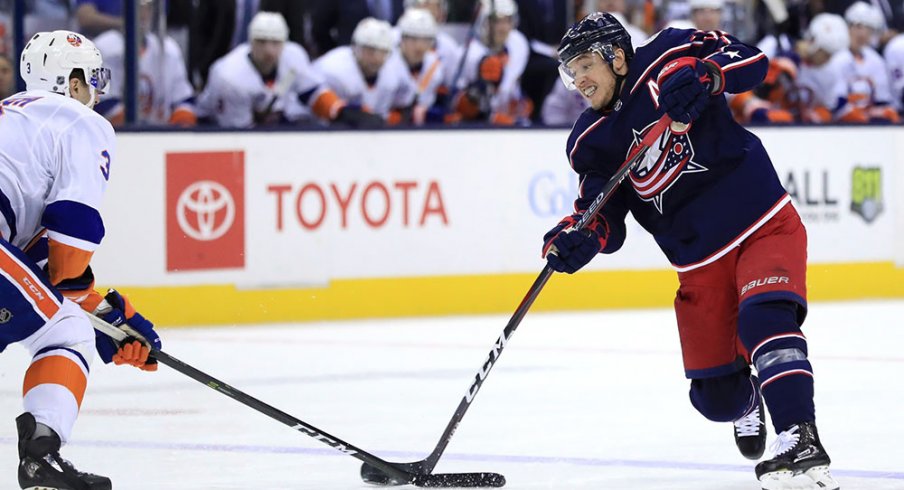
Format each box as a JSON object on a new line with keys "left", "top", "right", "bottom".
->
{"left": 542, "top": 213, "right": 609, "bottom": 274}
{"left": 93, "top": 289, "right": 161, "bottom": 372}
{"left": 656, "top": 57, "right": 724, "bottom": 124}
{"left": 334, "top": 105, "right": 386, "bottom": 129}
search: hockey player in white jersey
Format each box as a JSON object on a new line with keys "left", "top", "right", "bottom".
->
{"left": 388, "top": 7, "right": 444, "bottom": 125}
{"left": 404, "top": 0, "right": 463, "bottom": 88}
{"left": 829, "top": 1, "right": 899, "bottom": 122}
{"left": 315, "top": 17, "right": 417, "bottom": 124}
{"left": 884, "top": 32, "right": 904, "bottom": 112}
{"left": 454, "top": 0, "right": 532, "bottom": 125}
{"left": 2, "top": 30, "right": 162, "bottom": 490}
{"left": 199, "top": 12, "right": 383, "bottom": 128}
{"left": 797, "top": 13, "right": 855, "bottom": 122}
{"left": 93, "top": 0, "right": 196, "bottom": 127}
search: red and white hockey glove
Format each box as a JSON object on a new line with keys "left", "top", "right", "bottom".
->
{"left": 542, "top": 213, "right": 609, "bottom": 274}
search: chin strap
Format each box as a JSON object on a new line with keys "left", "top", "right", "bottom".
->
{"left": 603, "top": 74, "right": 627, "bottom": 112}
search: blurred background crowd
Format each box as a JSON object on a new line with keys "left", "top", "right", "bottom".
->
{"left": 1, "top": 0, "right": 903, "bottom": 128}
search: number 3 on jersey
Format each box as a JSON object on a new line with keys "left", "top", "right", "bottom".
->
{"left": 100, "top": 150, "right": 111, "bottom": 180}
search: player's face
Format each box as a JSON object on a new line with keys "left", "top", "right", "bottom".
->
{"left": 691, "top": 8, "right": 722, "bottom": 32}
{"left": 567, "top": 52, "right": 617, "bottom": 110}
{"left": 400, "top": 36, "right": 434, "bottom": 66}
{"left": 848, "top": 24, "right": 874, "bottom": 50}
{"left": 250, "top": 39, "right": 284, "bottom": 74}
{"left": 488, "top": 16, "right": 514, "bottom": 50}
{"left": 0, "top": 56, "right": 13, "bottom": 99}
{"left": 356, "top": 46, "right": 390, "bottom": 77}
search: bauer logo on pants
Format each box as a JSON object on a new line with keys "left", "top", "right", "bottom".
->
{"left": 166, "top": 151, "right": 245, "bottom": 271}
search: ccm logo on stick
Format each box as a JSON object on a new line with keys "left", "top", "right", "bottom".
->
{"left": 741, "top": 276, "right": 790, "bottom": 296}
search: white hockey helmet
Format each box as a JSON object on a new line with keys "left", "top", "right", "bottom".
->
{"left": 249, "top": 11, "right": 290, "bottom": 42}
{"left": 807, "top": 13, "right": 850, "bottom": 55}
{"left": 478, "top": 0, "right": 519, "bottom": 46}
{"left": 688, "top": 0, "right": 724, "bottom": 10}
{"left": 398, "top": 8, "right": 438, "bottom": 39}
{"left": 352, "top": 17, "right": 394, "bottom": 51}
{"left": 404, "top": 0, "right": 448, "bottom": 11}
{"left": 481, "top": 0, "right": 518, "bottom": 19}
{"left": 19, "top": 30, "right": 109, "bottom": 105}
{"left": 844, "top": 1, "right": 884, "bottom": 30}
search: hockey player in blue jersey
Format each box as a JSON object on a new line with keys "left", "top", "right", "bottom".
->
{"left": 542, "top": 13, "right": 839, "bottom": 490}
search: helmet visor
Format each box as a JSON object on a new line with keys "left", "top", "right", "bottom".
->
{"left": 89, "top": 66, "right": 111, "bottom": 92}
{"left": 558, "top": 50, "right": 604, "bottom": 91}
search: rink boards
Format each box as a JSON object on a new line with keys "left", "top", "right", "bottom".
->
{"left": 94, "top": 126, "right": 904, "bottom": 326}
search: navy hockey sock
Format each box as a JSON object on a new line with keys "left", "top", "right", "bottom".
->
{"left": 739, "top": 300, "right": 815, "bottom": 432}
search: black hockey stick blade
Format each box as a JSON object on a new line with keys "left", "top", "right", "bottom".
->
{"left": 363, "top": 463, "right": 505, "bottom": 487}
{"left": 414, "top": 472, "right": 506, "bottom": 488}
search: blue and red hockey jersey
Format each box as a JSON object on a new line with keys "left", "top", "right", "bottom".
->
{"left": 566, "top": 28, "right": 791, "bottom": 270}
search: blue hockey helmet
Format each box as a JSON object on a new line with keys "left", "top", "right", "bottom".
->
{"left": 557, "top": 12, "right": 634, "bottom": 90}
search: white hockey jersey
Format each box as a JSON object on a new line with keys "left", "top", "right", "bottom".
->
{"left": 385, "top": 49, "right": 444, "bottom": 109}
{"left": 828, "top": 47, "right": 894, "bottom": 107}
{"left": 884, "top": 34, "right": 904, "bottom": 110}
{"left": 314, "top": 46, "right": 416, "bottom": 118}
{"left": 0, "top": 91, "right": 114, "bottom": 282}
{"left": 198, "top": 41, "right": 330, "bottom": 128}
{"left": 94, "top": 31, "right": 195, "bottom": 125}
{"left": 435, "top": 31, "right": 463, "bottom": 87}
{"left": 458, "top": 29, "right": 530, "bottom": 114}
{"left": 797, "top": 61, "right": 847, "bottom": 112}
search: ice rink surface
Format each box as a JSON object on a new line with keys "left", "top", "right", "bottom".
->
{"left": 1, "top": 300, "right": 902, "bottom": 489}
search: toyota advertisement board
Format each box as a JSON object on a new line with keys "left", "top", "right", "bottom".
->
{"left": 89, "top": 128, "right": 902, "bottom": 324}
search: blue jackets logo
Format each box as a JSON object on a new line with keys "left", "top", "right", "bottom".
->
{"left": 628, "top": 121, "right": 707, "bottom": 213}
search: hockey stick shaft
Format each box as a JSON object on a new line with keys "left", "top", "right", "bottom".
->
{"left": 444, "top": 1, "right": 483, "bottom": 111}
{"left": 414, "top": 114, "right": 682, "bottom": 474}
{"left": 86, "top": 314, "right": 420, "bottom": 485}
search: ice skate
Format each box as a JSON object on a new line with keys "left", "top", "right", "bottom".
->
{"left": 755, "top": 422, "right": 839, "bottom": 490}
{"left": 733, "top": 376, "right": 767, "bottom": 460}
{"left": 17, "top": 413, "right": 111, "bottom": 490}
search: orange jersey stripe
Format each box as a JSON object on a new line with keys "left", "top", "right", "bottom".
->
{"left": 0, "top": 246, "right": 60, "bottom": 319}
{"left": 23, "top": 356, "right": 88, "bottom": 408}
{"left": 48, "top": 239, "right": 94, "bottom": 285}
{"left": 418, "top": 59, "right": 442, "bottom": 94}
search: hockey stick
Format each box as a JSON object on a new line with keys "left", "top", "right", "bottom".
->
{"left": 362, "top": 114, "right": 686, "bottom": 485}
{"left": 87, "top": 314, "right": 505, "bottom": 487}
{"left": 443, "top": 0, "right": 483, "bottom": 112}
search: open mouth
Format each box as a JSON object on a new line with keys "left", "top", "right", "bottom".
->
{"left": 582, "top": 86, "right": 597, "bottom": 97}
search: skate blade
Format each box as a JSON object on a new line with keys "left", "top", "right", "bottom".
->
{"left": 23, "top": 487, "right": 64, "bottom": 490}
{"left": 759, "top": 465, "right": 840, "bottom": 490}
{"left": 805, "top": 465, "right": 840, "bottom": 490}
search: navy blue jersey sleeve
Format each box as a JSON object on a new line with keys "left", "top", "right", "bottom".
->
{"left": 566, "top": 111, "right": 629, "bottom": 254}
{"left": 687, "top": 30, "right": 768, "bottom": 94}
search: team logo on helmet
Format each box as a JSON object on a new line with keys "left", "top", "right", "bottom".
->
{"left": 66, "top": 33, "right": 83, "bottom": 47}
{"left": 628, "top": 120, "right": 707, "bottom": 213}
